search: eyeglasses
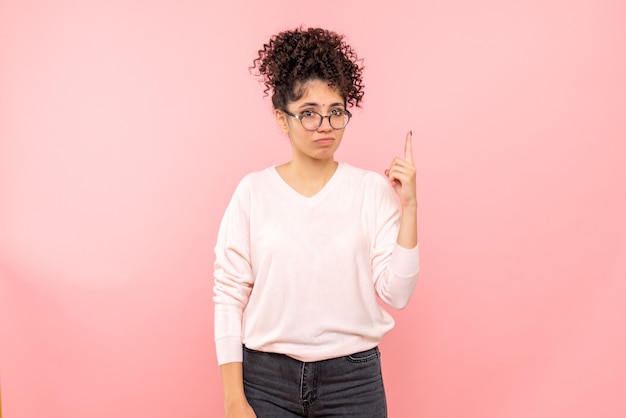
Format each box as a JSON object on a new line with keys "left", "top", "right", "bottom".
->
{"left": 284, "top": 109, "right": 352, "bottom": 131}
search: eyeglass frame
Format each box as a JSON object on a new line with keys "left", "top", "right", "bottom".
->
{"left": 283, "top": 108, "right": 352, "bottom": 131}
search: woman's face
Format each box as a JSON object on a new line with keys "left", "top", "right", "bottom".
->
{"left": 275, "top": 79, "right": 347, "bottom": 163}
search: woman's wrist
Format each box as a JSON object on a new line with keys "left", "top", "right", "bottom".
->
{"left": 401, "top": 199, "right": 418, "bottom": 212}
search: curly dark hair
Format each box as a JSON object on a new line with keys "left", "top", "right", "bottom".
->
{"left": 251, "top": 27, "right": 365, "bottom": 110}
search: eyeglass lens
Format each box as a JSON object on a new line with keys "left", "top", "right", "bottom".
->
{"left": 301, "top": 112, "right": 349, "bottom": 130}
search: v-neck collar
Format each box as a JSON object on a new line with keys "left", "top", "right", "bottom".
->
{"left": 270, "top": 163, "right": 345, "bottom": 204}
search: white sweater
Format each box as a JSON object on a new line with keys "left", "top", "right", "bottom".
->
{"left": 213, "top": 163, "right": 419, "bottom": 365}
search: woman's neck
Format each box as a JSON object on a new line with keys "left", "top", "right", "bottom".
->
{"left": 276, "top": 158, "right": 338, "bottom": 197}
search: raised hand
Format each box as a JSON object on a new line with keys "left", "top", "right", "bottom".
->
{"left": 385, "top": 131, "right": 417, "bottom": 209}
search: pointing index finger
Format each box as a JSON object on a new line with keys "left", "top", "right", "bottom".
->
{"left": 404, "top": 130, "right": 414, "bottom": 163}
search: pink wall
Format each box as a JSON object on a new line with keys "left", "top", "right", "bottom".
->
{"left": 1, "top": 0, "right": 625, "bottom": 417}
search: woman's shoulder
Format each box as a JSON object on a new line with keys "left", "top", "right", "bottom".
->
{"left": 339, "top": 162, "right": 388, "bottom": 186}
{"left": 225, "top": 166, "right": 276, "bottom": 208}
{"left": 235, "top": 166, "right": 276, "bottom": 187}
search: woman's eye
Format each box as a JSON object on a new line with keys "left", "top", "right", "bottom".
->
{"left": 330, "top": 109, "right": 344, "bottom": 116}
{"left": 301, "top": 110, "right": 315, "bottom": 117}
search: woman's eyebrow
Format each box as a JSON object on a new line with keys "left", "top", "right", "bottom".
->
{"left": 297, "top": 101, "right": 345, "bottom": 109}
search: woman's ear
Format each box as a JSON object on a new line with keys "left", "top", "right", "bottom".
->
{"left": 275, "top": 109, "right": 289, "bottom": 134}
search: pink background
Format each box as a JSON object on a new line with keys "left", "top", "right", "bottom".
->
{"left": 1, "top": 0, "right": 625, "bottom": 417}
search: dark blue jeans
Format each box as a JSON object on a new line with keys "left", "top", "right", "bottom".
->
{"left": 242, "top": 346, "right": 387, "bottom": 417}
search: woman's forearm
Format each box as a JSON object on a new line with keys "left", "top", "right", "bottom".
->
{"left": 220, "top": 362, "right": 246, "bottom": 403}
{"left": 220, "top": 362, "right": 257, "bottom": 417}
{"left": 397, "top": 202, "right": 418, "bottom": 249}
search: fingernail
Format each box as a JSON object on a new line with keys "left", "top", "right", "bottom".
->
{"left": 410, "top": 130, "right": 413, "bottom": 136}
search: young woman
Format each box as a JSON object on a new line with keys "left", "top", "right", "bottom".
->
{"left": 213, "top": 27, "right": 419, "bottom": 418}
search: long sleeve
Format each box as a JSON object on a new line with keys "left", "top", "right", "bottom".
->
{"left": 369, "top": 173, "right": 420, "bottom": 310}
{"left": 213, "top": 179, "right": 253, "bottom": 365}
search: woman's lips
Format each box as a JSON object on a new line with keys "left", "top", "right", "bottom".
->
{"left": 314, "top": 137, "right": 334, "bottom": 145}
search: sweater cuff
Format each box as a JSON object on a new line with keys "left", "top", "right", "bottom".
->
{"left": 216, "top": 337, "right": 243, "bottom": 365}
{"left": 390, "top": 243, "right": 420, "bottom": 278}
